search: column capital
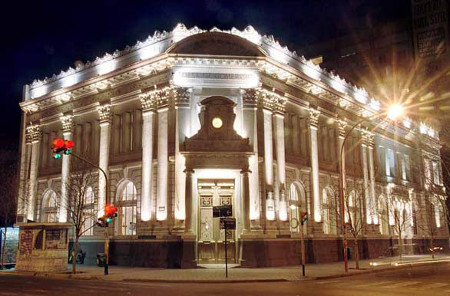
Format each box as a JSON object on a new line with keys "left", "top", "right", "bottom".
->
{"left": 308, "top": 108, "right": 320, "bottom": 128}
{"left": 26, "top": 123, "right": 41, "bottom": 143}
{"left": 173, "top": 87, "right": 191, "bottom": 107}
{"left": 337, "top": 118, "right": 347, "bottom": 138}
{"left": 60, "top": 114, "right": 74, "bottom": 134}
{"left": 255, "top": 88, "right": 286, "bottom": 113}
{"left": 183, "top": 168, "right": 195, "bottom": 175}
{"left": 97, "top": 104, "right": 111, "bottom": 124}
{"left": 240, "top": 168, "right": 252, "bottom": 174}
{"left": 242, "top": 89, "right": 258, "bottom": 107}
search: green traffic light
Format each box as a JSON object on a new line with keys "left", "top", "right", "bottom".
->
{"left": 64, "top": 149, "right": 72, "bottom": 155}
{"left": 106, "top": 217, "right": 112, "bottom": 223}
{"left": 53, "top": 153, "right": 61, "bottom": 159}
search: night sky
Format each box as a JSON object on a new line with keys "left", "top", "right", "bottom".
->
{"left": 0, "top": 0, "right": 410, "bottom": 149}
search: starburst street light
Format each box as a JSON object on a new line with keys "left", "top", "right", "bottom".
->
{"left": 388, "top": 104, "right": 404, "bottom": 121}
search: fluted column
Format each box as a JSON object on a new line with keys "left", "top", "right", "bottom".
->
{"left": 361, "top": 129, "right": 371, "bottom": 224}
{"left": 242, "top": 89, "right": 260, "bottom": 225}
{"left": 140, "top": 93, "right": 155, "bottom": 221}
{"left": 184, "top": 169, "right": 194, "bottom": 233}
{"left": 274, "top": 97, "right": 287, "bottom": 221}
{"left": 59, "top": 114, "right": 73, "bottom": 223}
{"left": 241, "top": 168, "right": 251, "bottom": 233}
{"left": 259, "top": 90, "right": 275, "bottom": 221}
{"left": 156, "top": 88, "right": 171, "bottom": 221}
{"left": 26, "top": 124, "right": 40, "bottom": 221}
{"left": 337, "top": 119, "right": 347, "bottom": 225}
{"left": 309, "top": 108, "right": 321, "bottom": 222}
{"left": 174, "top": 88, "right": 191, "bottom": 223}
{"left": 367, "top": 133, "right": 377, "bottom": 224}
{"left": 97, "top": 104, "right": 111, "bottom": 217}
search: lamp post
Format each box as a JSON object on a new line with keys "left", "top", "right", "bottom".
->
{"left": 339, "top": 104, "right": 403, "bottom": 272}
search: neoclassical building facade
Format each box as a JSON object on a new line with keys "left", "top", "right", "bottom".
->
{"left": 18, "top": 24, "right": 448, "bottom": 267}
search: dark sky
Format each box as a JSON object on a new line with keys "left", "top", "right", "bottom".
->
{"left": 0, "top": 0, "right": 410, "bottom": 147}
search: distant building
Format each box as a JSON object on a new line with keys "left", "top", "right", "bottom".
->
{"left": 17, "top": 24, "right": 448, "bottom": 267}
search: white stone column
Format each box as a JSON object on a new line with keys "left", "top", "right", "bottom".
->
{"left": 309, "top": 109, "right": 321, "bottom": 222}
{"left": 367, "top": 133, "right": 377, "bottom": 224}
{"left": 156, "top": 89, "right": 170, "bottom": 221}
{"left": 26, "top": 124, "right": 40, "bottom": 221}
{"left": 337, "top": 119, "right": 347, "bottom": 225}
{"left": 184, "top": 169, "right": 194, "bottom": 233}
{"left": 241, "top": 168, "right": 251, "bottom": 232}
{"left": 140, "top": 93, "right": 155, "bottom": 221}
{"left": 262, "top": 95, "right": 275, "bottom": 221}
{"left": 97, "top": 104, "right": 111, "bottom": 217}
{"left": 242, "top": 89, "right": 260, "bottom": 224}
{"left": 274, "top": 98, "right": 287, "bottom": 221}
{"left": 59, "top": 114, "right": 73, "bottom": 223}
{"left": 174, "top": 88, "right": 190, "bottom": 223}
{"left": 361, "top": 129, "right": 371, "bottom": 224}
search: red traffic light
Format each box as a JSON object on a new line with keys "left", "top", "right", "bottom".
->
{"left": 65, "top": 140, "right": 75, "bottom": 149}
{"left": 52, "top": 138, "right": 65, "bottom": 149}
{"left": 105, "top": 205, "right": 118, "bottom": 217}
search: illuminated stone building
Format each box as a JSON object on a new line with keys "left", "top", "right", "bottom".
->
{"left": 18, "top": 24, "right": 448, "bottom": 267}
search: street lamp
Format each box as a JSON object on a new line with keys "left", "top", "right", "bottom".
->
{"left": 339, "top": 104, "right": 403, "bottom": 272}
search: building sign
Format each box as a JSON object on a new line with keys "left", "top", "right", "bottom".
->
{"left": 0, "top": 227, "right": 19, "bottom": 264}
{"left": 219, "top": 217, "right": 236, "bottom": 230}
{"left": 172, "top": 68, "right": 259, "bottom": 88}
{"left": 213, "top": 205, "right": 232, "bottom": 218}
{"left": 412, "top": 0, "right": 449, "bottom": 75}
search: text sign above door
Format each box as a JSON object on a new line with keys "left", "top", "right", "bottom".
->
{"left": 213, "top": 205, "right": 232, "bottom": 218}
{"left": 220, "top": 217, "right": 236, "bottom": 230}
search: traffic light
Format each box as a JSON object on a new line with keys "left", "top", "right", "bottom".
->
{"left": 97, "top": 205, "right": 118, "bottom": 228}
{"left": 97, "top": 216, "right": 107, "bottom": 227}
{"left": 51, "top": 138, "right": 75, "bottom": 159}
{"left": 300, "top": 211, "right": 308, "bottom": 225}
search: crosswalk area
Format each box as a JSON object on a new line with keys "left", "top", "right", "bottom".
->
{"left": 315, "top": 279, "right": 450, "bottom": 293}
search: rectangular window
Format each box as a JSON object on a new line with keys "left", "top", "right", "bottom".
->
{"left": 400, "top": 154, "right": 407, "bottom": 180}
{"left": 386, "top": 148, "right": 395, "bottom": 177}
{"left": 432, "top": 161, "right": 440, "bottom": 185}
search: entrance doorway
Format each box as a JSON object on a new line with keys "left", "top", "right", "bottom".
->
{"left": 197, "top": 179, "right": 236, "bottom": 264}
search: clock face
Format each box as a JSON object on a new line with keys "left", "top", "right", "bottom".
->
{"left": 212, "top": 117, "right": 223, "bottom": 129}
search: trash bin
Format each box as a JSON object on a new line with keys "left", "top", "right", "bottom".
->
{"left": 96, "top": 253, "right": 106, "bottom": 267}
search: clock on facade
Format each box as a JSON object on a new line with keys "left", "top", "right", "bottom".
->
{"left": 212, "top": 117, "right": 223, "bottom": 128}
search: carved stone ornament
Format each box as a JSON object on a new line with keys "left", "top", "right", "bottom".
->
{"left": 173, "top": 87, "right": 191, "bottom": 106}
{"left": 60, "top": 114, "right": 73, "bottom": 133}
{"left": 255, "top": 88, "right": 286, "bottom": 113}
{"left": 97, "top": 104, "right": 111, "bottom": 123}
{"left": 26, "top": 124, "right": 41, "bottom": 143}
{"left": 337, "top": 119, "right": 347, "bottom": 138}
{"left": 308, "top": 108, "right": 320, "bottom": 127}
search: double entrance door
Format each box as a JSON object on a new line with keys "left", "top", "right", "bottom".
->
{"left": 197, "top": 179, "right": 236, "bottom": 264}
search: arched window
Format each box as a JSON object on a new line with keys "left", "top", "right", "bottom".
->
{"left": 117, "top": 181, "right": 138, "bottom": 236}
{"left": 41, "top": 190, "right": 58, "bottom": 222}
{"left": 289, "top": 182, "right": 307, "bottom": 235}
{"left": 322, "top": 187, "right": 336, "bottom": 234}
{"left": 82, "top": 187, "right": 95, "bottom": 236}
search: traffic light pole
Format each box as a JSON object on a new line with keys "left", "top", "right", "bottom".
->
{"left": 68, "top": 152, "right": 110, "bottom": 275}
{"left": 300, "top": 220, "right": 306, "bottom": 277}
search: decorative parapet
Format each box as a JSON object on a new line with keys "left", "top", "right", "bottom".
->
{"left": 26, "top": 124, "right": 41, "bottom": 143}
{"left": 60, "top": 114, "right": 73, "bottom": 133}
{"left": 97, "top": 104, "right": 111, "bottom": 124}
{"left": 308, "top": 108, "right": 320, "bottom": 128}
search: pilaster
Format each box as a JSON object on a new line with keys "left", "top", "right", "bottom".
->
{"left": 97, "top": 104, "right": 111, "bottom": 217}
{"left": 59, "top": 114, "right": 73, "bottom": 223}
{"left": 308, "top": 108, "right": 321, "bottom": 223}
{"left": 26, "top": 123, "right": 41, "bottom": 221}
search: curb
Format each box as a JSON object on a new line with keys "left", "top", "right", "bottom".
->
{"left": 2, "top": 259, "right": 449, "bottom": 284}
{"left": 312, "top": 259, "right": 450, "bottom": 280}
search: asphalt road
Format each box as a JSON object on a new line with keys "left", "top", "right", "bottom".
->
{"left": 1, "top": 263, "right": 450, "bottom": 296}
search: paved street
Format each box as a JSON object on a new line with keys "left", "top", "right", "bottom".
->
{"left": 1, "top": 263, "right": 450, "bottom": 295}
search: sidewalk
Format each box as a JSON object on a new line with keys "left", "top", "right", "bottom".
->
{"left": 3, "top": 254, "right": 450, "bottom": 283}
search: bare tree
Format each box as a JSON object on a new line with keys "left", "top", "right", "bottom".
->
{"left": 60, "top": 157, "right": 98, "bottom": 274}
{"left": 379, "top": 195, "right": 414, "bottom": 260}
{"left": 0, "top": 150, "right": 18, "bottom": 269}
{"left": 330, "top": 182, "right": 366, "bottom": 270}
